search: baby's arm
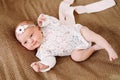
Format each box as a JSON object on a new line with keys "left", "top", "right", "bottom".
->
{"left": 59, "top": 0, "right": 75, "bottom": 25}
{"left": 58, "top": 0, "right": 116, "bottom": 25}
{"left": 75, "top": 0, "right": 116, "bottom": 14}
{"left": 37, "top": 14, "right": 59, "bottom": 27}
{"left": 31, "top": 56, "right": 56, "bottom": 72}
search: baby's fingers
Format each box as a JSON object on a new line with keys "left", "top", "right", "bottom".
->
{"left": 30, "top": 62, "right": 37, "bottom": 67}
{"left": 33, "top": 65, "right": 40, "bottom": 72}
{"left": 39, "top": 14, "right": 46, "bottom": 21}
{"left": 39, "top": 63, "right": 49, "bottom": 70}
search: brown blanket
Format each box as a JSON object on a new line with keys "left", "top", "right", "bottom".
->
{"left": 0, "top": 0, "right": 120, "bottom": 80}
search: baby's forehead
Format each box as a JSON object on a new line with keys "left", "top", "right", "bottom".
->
{"left": 16, "top": 26, "right": 33, "bottom": 43}
{"left": 15, "top": 21, "right": 35, "bottom": 41}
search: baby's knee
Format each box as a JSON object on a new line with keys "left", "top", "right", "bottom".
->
{"left": 71, "top": 50, "right": 85, "bottom": 62}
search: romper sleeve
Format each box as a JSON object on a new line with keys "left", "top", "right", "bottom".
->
{"left": 39, "top": 56, "right": 56, "bottom": 72}
{"left": 36, "top": 48, "right": 56, "bottom": 72}
{"left": 37, "top": 14, "right": 59, "bottom": 27}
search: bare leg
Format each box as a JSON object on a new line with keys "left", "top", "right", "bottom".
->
{"left": 80, "top": 26, "right": 118, "bottom": 61}
{"left": 71, "top": 44, "right": 102, "bottom": 62}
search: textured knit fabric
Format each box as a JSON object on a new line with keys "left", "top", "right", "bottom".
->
{"left": 36, "top": 14, "right": 91, "bottom": 72}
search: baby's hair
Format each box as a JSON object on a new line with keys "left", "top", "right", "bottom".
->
{"left": 16, "top": 20, "right": 34, "bottom": 28}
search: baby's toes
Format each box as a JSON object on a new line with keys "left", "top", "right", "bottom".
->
{"left": 113, "top": 54, "right": 118, "bottom": 59}
{"left": 109, "top": 55, "right": 118, "bottom": 61}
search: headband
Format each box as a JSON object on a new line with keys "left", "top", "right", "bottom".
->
{"left": 16, "top": 24, "right": 35, "bottom": 35}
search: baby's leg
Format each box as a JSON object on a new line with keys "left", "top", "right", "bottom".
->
{"left": 80, "top": 26, "right": 118, "bottom": 61}
{"left": 71, "top": 44, "right": 102, "bottom": 62}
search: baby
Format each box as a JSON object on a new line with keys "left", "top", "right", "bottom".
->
{"left": 15, "top": 0, "right": 118, "bottom": 72}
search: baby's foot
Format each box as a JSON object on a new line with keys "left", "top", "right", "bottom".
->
{"left": 93, "top": 45, "right": 118, "bottom": 61}
{"left": 108, "top": 49, "right": 118, "bottom": 61}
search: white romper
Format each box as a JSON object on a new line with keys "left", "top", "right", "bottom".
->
{"left": 36, "top": 14, "right": 91, "bottom": 72}
{"left": 36, "top": 0, "right": 116, "bottom": 72}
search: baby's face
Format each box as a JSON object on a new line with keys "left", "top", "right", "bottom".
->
{"left": 17, "top": 26, "right": 43, "bottom": 50}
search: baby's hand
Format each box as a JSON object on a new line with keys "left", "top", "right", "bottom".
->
{"left": 38, "top": 14, "right": 46, "bottom": 26}
{"left": 30, "top": 61, "right": 49, "bottom": 72}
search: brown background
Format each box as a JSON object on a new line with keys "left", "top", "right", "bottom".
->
{"left": 0, "top": 0, "right": 120, "bottom": 80}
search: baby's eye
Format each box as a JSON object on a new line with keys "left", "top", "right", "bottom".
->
{"left": 24, "top": 41, "right": 27, "bottom": 44}
{"left": 30, "top": 33, "right": 33, "bottom": 37}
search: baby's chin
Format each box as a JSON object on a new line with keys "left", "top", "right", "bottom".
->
{"left": 26, "top": 47, "right": 35, "bottom": 50}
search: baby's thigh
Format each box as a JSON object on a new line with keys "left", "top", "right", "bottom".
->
{"left": 80, "top": 26, "right": 100, "bottom": 42}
